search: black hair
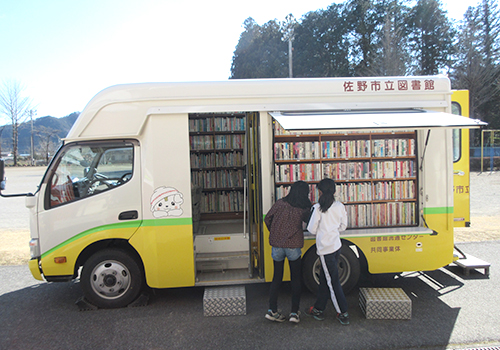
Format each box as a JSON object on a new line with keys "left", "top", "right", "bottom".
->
{"left": 317, "top": 178, "right": 336, "bottom": 213}
{"left": 283, "top": 180, "right": 312, "bottom": 209}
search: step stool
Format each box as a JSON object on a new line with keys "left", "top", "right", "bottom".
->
{"left": 203, "top": 286, "right": 246, "bottom": 317}
{"left": 452, "top": 254, "right": 490, "bottom": 277}
{"left": 359, "top": 288, "right": 412, "bottom": 320}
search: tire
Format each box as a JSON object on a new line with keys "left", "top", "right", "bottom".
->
{"left": 302, "top": 242, "right": 361, "bottom": 295}
{"left": 80, "top": 249, "right": 144, "bottom": 309}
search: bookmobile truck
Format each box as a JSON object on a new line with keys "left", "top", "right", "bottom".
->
{"left": 0, "top": 76, "right": 485, "bottom": 309}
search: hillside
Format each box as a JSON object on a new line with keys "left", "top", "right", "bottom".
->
{"left": 0, "top": 112, "right": 79, "bottom": 155}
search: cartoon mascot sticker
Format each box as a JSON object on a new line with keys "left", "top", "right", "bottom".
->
{"left": 150, "top": 186, "right": 184, "bottom": 218}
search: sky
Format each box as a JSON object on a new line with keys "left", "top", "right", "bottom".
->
{"left": 0, "top": 0, "right": 479, "bottom": 121}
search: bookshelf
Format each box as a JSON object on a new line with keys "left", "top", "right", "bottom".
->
{"left": 189, "top": 113, "right": 246, "bottom": 219}
{"left": 273, "top": 123, "right": 418, "bottom": 229}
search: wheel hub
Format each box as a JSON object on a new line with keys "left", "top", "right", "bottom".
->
{"left": 90, "top": 260, "right": 131, "bottom": 299}
{"left": 103, "top": 274, "right": 117, "bottom": 287}
{"left": 313, "top": 254, "right": 351, "bottom": 286}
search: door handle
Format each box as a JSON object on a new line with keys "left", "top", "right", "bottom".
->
{"left": 119, "top": 210, "right": 138, "bottom": 220}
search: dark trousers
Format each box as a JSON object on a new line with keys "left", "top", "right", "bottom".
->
{"left": 314, "top": 249, "right": 348, "bottom": 314}
{"left": 268, "top": 258, "right": 301, "bottom": 313}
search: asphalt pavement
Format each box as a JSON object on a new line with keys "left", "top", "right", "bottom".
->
{"left": 0, "top": 240, "right": 498, "bottom": 350}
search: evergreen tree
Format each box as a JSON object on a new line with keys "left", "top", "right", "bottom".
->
{"left": 368, "top": 0, "right": 412, "bottom": 76}
{"left": 475, "top": 0, "right": 500, "bottom": 129}
{"left": 344, "top": 0, "right": 385, "bottom": 76}
{"left": 451, "top": 0, "right": 500, "bottom": 128}
{"left": 293, "top": 4, "right": 351, "bottom": 77}
{"left": 406, "top": 0, "right": 455, "bottom": 75}
{"left": 230, "top": 18, "right": 287, "bottom": 79}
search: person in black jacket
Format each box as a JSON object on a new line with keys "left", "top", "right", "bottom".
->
{"left": 264, "top": 181, "right": 311, "bottom": 324}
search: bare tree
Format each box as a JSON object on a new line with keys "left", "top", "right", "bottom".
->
{"left": 0, "top": 80, "right": 33, "bottom": 166}
{"left": 36, "top": 126, "right": 60, "bottom": 164}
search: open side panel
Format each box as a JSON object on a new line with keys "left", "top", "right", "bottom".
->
{"left": 189, "top": 112, "right": 264, "bottom": 285}
{"left": 270, "top": 109, "right": 485, "bottom": 275}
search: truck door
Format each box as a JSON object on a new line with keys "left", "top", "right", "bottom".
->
{"left": 37, "top": 140, "right": 142, "bottom": 278}
{"left": 246, "top": 112, "right": 264, "bottom": 278}
{"left": 451, "top": 90, "right": 471, "bottom": 227}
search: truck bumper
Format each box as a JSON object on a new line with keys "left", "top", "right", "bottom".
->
{"left": 29, "top": 258, "right": 43, "bottom": 281}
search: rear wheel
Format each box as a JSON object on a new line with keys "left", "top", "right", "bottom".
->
{"left": 80, "top": 249, "right": 144, "bottom": 308}
{"left": 302, "top": 242, "right": 360, "bottom": 295}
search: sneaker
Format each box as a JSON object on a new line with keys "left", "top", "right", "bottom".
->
{"left": 305, "top": 306, "right": 324, "bottom": 321}
{"left": 289, "top": 312, "right": 300, "bottom": 323}
{"left": 265, "top": 309, "right": 286, "bottom": 322}
{"left": 337, "top": 312, "right": 350, "bottom": 325}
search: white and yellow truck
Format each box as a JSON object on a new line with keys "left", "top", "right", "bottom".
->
{"left": 0, "top": 76, "right": 485, "bottom": 308}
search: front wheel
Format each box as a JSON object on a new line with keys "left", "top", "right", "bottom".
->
{"left": 80, "top": 249, "right": 144, "bottom": 308}
{"left": 302, "top": 243, "right": 361, "bottom": 295}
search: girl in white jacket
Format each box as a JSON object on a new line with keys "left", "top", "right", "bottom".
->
{"left": 305, "top": 178, "right": 349, "bottom": 325}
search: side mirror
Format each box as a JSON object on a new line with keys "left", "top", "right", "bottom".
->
{"left": 0, "top": 158, "right": 33, "bottom": 198}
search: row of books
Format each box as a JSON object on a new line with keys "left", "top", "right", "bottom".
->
{"left": 189, "top": 116, "right": 246, "bottom": 132}
{"left": 372, "top": 161, "right": 415, "bottom": 179}
{"left": 191, "top": 153, "right": 215, "bottom": 168}
{"left": 337, "top": 182, "right": 372, "bottom": 202}
{"left": 372, "top": 181, "right": 415, "bottom": 200}
{"left": 274, "top": 139, "right": 415, "bottom": 161}
{"left": 214, "top": 117, "right": 246, "bottom": 132}
{"left": 322, "top": 140, "right": 371, "bottom": 159}
{"left": 323, "top": 162, "right": 371, "bottom": 181}
{"left": 200, "top": 191, "right": 245, "bottom": 213}
{"left": 216, "top": 151, "right": 244, "bottom": 167}
{"left": 189, "top": 119, "right": 213, "bottom": 133}
{"left": 275, "top": 142, "right": 321, "bottom": 160}
{"left": 190, "top": 135, "right": 245, "bottom": 150}
{"left": 275, "top": 180, "right": 415, "bottom": 204}
{"left": 337, "top": 180, "right": 416, "bottom": 202}
{"left": 276, "top": 161, "right": 418, "bottom": 183}
{"left": 216, "top": 169, "right": 245, "bottom": 188}
{"left": 190, "top": 151, "right": 244, "bottom": 168}
{"left": 192, "top": 170, "right": 216, "bottom": 188}
{"left": 191, "top": 170, "right": 244, "bottom": 189}
{"left": 276, "top": 161, "right": 416, "bottom": 183}
{"left": 275, "top": 163, "right": 322, "bottom": 183}
{"left": 215, "top": 135, "right": 244, "bottom": 149}
{"left": 372, "top": 139, "right": 415, "bottom": 157}
{"left": 190, "top": 135, "right": 213, "bottom": 150}
{"left": 346, "top": 202, "right": 416, "bottom": 228}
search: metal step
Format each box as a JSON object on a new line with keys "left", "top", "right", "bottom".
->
{"left": 196, "top": 251, "right": 249, "bottom": 262}
{"left": 203, "top": 286, "right": 246, "bottom": 316}
{"left": 195, "top": 268, "right": 263, "bottom": 285}
{"left": 452, "top": 254, "right": 490, "bottom": 276}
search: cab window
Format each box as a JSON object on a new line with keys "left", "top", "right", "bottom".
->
{"left": 48, "top": 142, "right": 134, "bottom": 208}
